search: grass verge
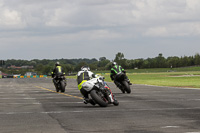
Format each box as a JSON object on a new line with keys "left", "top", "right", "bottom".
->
{"left": 100, "top": 72, "right": 200, "bottom": 88}
{"left": 68, "top": 68, "right": 200, "bottom": 88}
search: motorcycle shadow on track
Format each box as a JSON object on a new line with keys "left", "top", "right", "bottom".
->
{"left": 81, "top": 102, "right": 120, "bottom": 108}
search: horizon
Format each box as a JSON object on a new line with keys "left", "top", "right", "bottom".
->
{"left": 1, "top": 52, "right": 200, "bottom": 61}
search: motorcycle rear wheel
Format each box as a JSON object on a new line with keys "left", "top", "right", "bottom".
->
{"left": 55, "top": 84, "right": 59, "bottom": 92}
{"left": 122, "top": 81, "right": 131, "bottom": 93}
{"left": 90, "top": 90, "right": 108, "bottom": 107}
{"left": 60, "top": 81, "right": 65, "bottom": 93}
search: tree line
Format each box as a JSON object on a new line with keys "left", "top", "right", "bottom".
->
{"left": 1, "top": 53, "right": 200, "bottom": 75}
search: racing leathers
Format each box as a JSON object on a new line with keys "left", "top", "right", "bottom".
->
{"left": 110, "top": 64, "right": 131, "bottom": 87}
{"left": 52, "top": 65, "right": 66, "bottom": 87}
{"left": 77, "top": 70, "right": 97, "bottom": 104}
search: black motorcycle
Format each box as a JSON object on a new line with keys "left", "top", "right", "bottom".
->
{"left": 114, "top": 72, "right": 131, "bottom": 94}
{"left": 53, "top": 75, "right": 66, "bottom": 93}
{"left": 82, "top": 77, "right": 119, "bottom": 107}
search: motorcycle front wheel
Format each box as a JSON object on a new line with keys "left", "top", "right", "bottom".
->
{"left": 90, "top": 90, "right": 108, "bottom": 107}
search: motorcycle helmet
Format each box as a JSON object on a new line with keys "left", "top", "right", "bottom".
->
{"left": 81, "top": 66, "right": 89, "bottom": 71}
{"left": 112, "top": 62, "right": 117, "bottom": 66}
{"left": 55, "top": 62, "right": 60, "bottom": 66}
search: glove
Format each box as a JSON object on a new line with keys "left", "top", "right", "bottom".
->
{"left": 99, "top": 76, "right": 105, "bottom": 80}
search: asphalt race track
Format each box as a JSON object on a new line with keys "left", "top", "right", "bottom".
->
{"left": 0, "top": 78, "right": 200, "bottom": 133}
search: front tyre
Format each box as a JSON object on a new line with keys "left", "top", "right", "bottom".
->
{"left": 90, "top": 90, "right": 108, "bottom": 107}
{"left": 122, "top": 81, "right": 131, "bottom": 94}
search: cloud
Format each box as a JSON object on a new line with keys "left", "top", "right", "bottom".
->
{"left": 1, "top": 0, "right": 199, "bottom": 36}
{"left": 0, "top": 0, "right": 200, "bottom": 60}
{"left": 144, "top": 22, "right": 200, "bottom": 37}
{"left": 0, "top": 7, "right": 25, "bottom": 29}
{"left": 129, "top": 0, "right": 200, "bottom": 37}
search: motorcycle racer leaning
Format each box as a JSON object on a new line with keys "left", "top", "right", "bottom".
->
{"left": 110, "top": 62, "right": 132, "bottom": 88}
{"left": 77, "top": 66, "right": 97, "bottom": 104}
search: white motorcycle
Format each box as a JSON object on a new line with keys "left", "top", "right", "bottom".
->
{"left": 82, "top": 76, "right": 119, "bottom": 107}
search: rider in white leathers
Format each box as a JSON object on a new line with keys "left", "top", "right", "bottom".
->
{"left": 77, "top": 66, "right": 97, "bottom": 104}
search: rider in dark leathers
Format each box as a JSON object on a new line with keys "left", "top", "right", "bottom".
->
{"left": 51, "top": 62, "right": 66, "bottom": 88}
{"left": 110, "top": 62, "right": 132, "bottom": 89}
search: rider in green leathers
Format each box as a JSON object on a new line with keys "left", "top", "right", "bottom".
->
{"left": 110, "top": 62, "right": 132, "bottom": 88}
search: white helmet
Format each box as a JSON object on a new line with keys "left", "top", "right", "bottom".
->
{"left": 55, "top": 62, "right": 60, "bottom": 66}
{"left": 112, "top": 62, "right": 117, "bottom": 66}
{"left": 81, "top": 66, "right": 90, "bottom": 71}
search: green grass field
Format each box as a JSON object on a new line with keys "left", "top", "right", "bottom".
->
{"left": 67, "top": 72, "right": 200, "bottom": 88}
{"left": 69, "top": 67, "right": 200, "bottom": 88}
{"left": 101, "top": 72, "right": 200, "bottom": 88}
{"left": 94, "top": 67, "right": 200, "bottom": 73}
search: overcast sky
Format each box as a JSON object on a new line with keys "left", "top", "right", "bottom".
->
{"left": 0, "top": 0, "right": 200, "bottom": 60}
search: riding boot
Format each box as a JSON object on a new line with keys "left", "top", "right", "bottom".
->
{"left": 127, "top": 79, "right": 132, "bottom": 85}
{"left": 81, "top": 89, "right": 89, "bottom": 104}
{"left": 83, "top": 97, "right": 90, "bottom": 104}
{"left": 108, "top": 94, "right": 114, "bottom": 103}
{"left": 125, "top": 78, "right": 132, "bottom": 85}
{"left": 89, "top": 99, "right": 96, "bottom": 105}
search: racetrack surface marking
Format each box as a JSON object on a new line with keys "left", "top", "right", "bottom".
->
{"left": 161, "top": 126, "right": 180, "bottom": 128}
{"left": 35, "top": 86, "right": 83, "bottom": 100}
{"left": 137, "top": 84, "right": 200, "bottom": 90}
{"left": 2, "top": 106, "right": 200, "bottom": 115}
{"left": 186, "top": 132, "right": 200, "bottom": 133}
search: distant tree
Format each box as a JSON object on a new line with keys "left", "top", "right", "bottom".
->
{"left": 43, "top": 65, "right": 52, "bottom": 75}
{"left": 142, "top": 60, "right": 150, "bottom": 68}
{"left": 74, "top": 62, "right": 88, "bottom": 71}
{"left": 63, "top": 64, "right": 74, "bottom": 73}
{"left": 3, "top": 53, "right": 200, "bottom": 74}
{"left": 194, "top": 53, "right": 200, "bottom": 65}
{"left": 105, "top": 62, "right": 112, "bottom": 70}
{"left": 99, "top": 57, "right": 107, "bottom": 61}
{"left": 180, "top": 56, "right": 190, "bottom": 67}
{"left": 127, "top": 59, "right": 136, "bottom": 69}
{"left": 35, "top": 64, "right": 45, "bottom": 75}
{"left": 89, "top": 62, "right": 98, "bottom": 71}
{"left": 114, "top": 52, "right": 127, "bottom": 68}
{"left": 167, "top": 56, "right": 180, "bottom": 68}
{"left": 134, "top": 59, "right": 144, "bottom": 69}
{"left": 114, "top": 52, "right": 124, "bottom": 62}
{"left": 98, "top": 57, "right": 110, "bottom": 69}
{"left": 155, "top": 53, "right": 166, "bottom": 68}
